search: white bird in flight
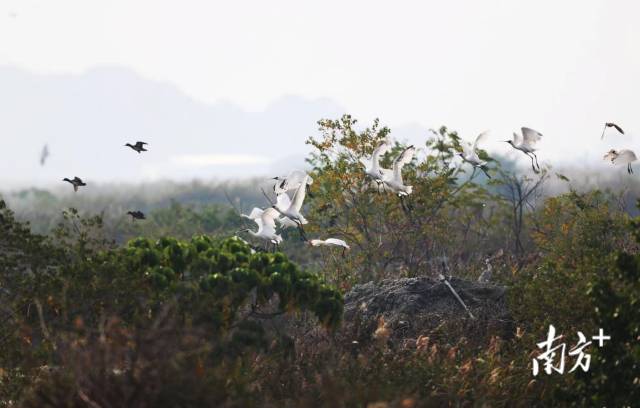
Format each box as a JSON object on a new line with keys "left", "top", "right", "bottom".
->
{"left": 272, "top": 170, "right": 313, "bottom": 195}
{"left": 274, "top": 193, "right": 301, "bottom": 229}
{"left": 603, "top": 149, "right": 637, "bottom": 174}
{"left": 363, "top": 141, "right": 391, "bottom": 188}
{"left": 504, "top": 127, "right": 543, "bottom": 173}
{"left": 383, "top": 145, "right": 416, "bottom": 196}
{"left": 238, "top": 207, "right": 283, "bottom": 249}
{"left": 309, "top": 238, "right": 350, "bottom": 256}
{"left": 458, "top": 131, "right": 491, "bottom": 178}
{"left": 277, "top": 174, "right": 310, "bottom": 225}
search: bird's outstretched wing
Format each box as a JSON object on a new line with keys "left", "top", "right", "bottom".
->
{"left": 274, "top": 170, "right": 313, "bottom": 194}
{"left": 40, "top": 144, "right": 49, "bottom": 166}
{"left": 612, "top": 123, "right": 625, "bottom": 134}
{"left": 521, "top": 127, "right": 542, "bottom": 146}
{"left": 260, "top": 208, "right": 280, "bottom": 234}
{"left": 291, "top": 175, "right": 309, "bottom": 212}
{"left": 73, "top": 177, "right": 83, "bottom": 183}
{"left": 472, "top": 131, "right": 490, "bottom": 151}
{"left": 603, "top": 151, "right": 617, "bottom": 162}
{"left": 136, "top": 141, "right": 148, "bottom": 146}
{"left": 512, "top": 132, "right": 523, "bottom": 146}
{"left": 276, "top": 193, "right": 292, "bottom": 212}
{"left": 242, "top": 207, "right": 264, "bottom": 220}
{"left": 392, "top": 146, "right": 415, "bottom": 183}
{"left": 324, "top": 238, "right": 350, "bottom": 249}
{"left": 372, "top": 141, "right": 390, "bottom": 162}
{"left": 613, "top": 149, "right": 637, "bottom": 165}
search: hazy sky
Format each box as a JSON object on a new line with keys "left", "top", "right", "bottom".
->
{"left": 1, "top": 0, "right": 640, "bottom": 182}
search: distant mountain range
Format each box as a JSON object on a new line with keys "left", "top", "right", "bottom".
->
{"left": 0, "top": 65, "right": 390, "bottom": 187}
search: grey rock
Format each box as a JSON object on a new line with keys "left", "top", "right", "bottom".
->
{"left": 341, "top": 276, "right": 514, "bottom": 347}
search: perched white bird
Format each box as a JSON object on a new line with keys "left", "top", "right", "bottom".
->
{"left": 239, "top": 207, "right": 283, "bottom": 248}
{"left": 383, "top": 145, "right": 416, "bottom": 196}
{"left": 603, "top": 149, "right": 637, "bottom": 174}
{"left": 504, "top": 127, "right": 543, "bottom": 172}
{"left": 478, "top": 258, "right": 492, "bottom": 283}
{"left": 272, "top": 170, "right": 313, "bottom": 195}
{"left": 363, "top": 141, "right": 392, "bottom": 187}
{"left": 458, "top": 131, "right": 491, "bottom": 178}
{"left": 309, "top": 238, "right": 350, "bottom": 256}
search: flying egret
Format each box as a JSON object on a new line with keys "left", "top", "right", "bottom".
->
{"left": 504, "top": 127, "right": 543, "bottom": 172}
{"left": 127, "top": 210, "right": 146, "bottom": 221}
{"left": 238, "top": 207, "right": 283, "bottom": 250}
{"left": 63, "top": 177, "right": 86, "bottom": 192}
{"left": 458, "top": 131, "right": 491, "bottom": 178}
{"left": 125, "top": 141, "right": 148, "bottom": 153}
{"left": 272, "top": 170, "right": 313, "bottom": 195}
{"left": 261, "top": 179, "right": 310, "bottom": 240}
{"left": 383, "top": 145, "right": 416, "bottom": 196}
{"left": 275, "top": 175, "right": 310, "bottom": 225}
{"left": 603, "top": 149, "right": 637, "bottom": 174}
{"left": 242, "top": 203, "right": 297, "bottom": 229}
{"left": 274, "top": 193, "right": 300, "bottom": 229}
{"left": 363, "top": 141, "right": 392, "bottom": 189}
{"left": 601, "top": 122, "right": 625, "bottom": 139}
{"left": 309, "top": 238, "right": 350, "bottom": 256}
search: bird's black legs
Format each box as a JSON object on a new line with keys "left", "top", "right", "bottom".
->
{"left": 375, "top": 180, "right": 383, "bottom": 193}
{"left": 399, "top": 195, "right": 412, "bottom": 216}
{"left": 532, "top": 152, "right": 541, "bottom": 170}
{"left": 479, "top": 166, "right": 492, "bottom": 179}
{"left": 526, "top": 153, "right": 539, "bottom": 173}
{"left": 295, "top": 221, "right": 308, "bottom": 242}
{"left": 341, "top": 247, "right": 346, "bottom": 258}
{"left": 628, "top": 163, "right": 633, "bottom": 174}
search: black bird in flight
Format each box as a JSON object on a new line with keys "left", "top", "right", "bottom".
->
{"left": 63, "top": 177, "right": 86, "bottom": 192}
{"left": 125, "top": 141, "right": 149, "bottom": 153}
{"left": 40, "top": 144, "right": 49, "bottom": 166}
{"left": 601, "top": 122, "right": 625, "bottom": 139}
{"left": 127, "top": 210, "right": 146, "bottom": 221}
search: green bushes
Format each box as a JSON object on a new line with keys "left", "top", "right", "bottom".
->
{"left": 0, "top": 202, "right": 342, "bottom": 404}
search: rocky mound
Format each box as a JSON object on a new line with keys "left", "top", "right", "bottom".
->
{"left": 341, "top": 276, "right": 514, "bottom": 346}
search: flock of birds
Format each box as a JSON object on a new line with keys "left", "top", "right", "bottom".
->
{"left": 55, "top": 121, "right": 634, "bottom": 259}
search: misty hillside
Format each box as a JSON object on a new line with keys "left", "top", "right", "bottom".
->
{"left": 0, "top": 66, "right": 351, "bottom": 185}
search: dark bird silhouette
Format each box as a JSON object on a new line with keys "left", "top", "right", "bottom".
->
{"left": 601, "top": 122, "right": 625, "bottom": 139}
{"left": 63, "top": 177, "right": 86, "bottom": 192}
{"left": 127, "top": 210, "right": 146, "bottom": 220}
{"left": 40, "top": 144, "right": 49, "bottom": 166}
{"left": 125, "top": 141, "right": 149, "bottom": 153}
